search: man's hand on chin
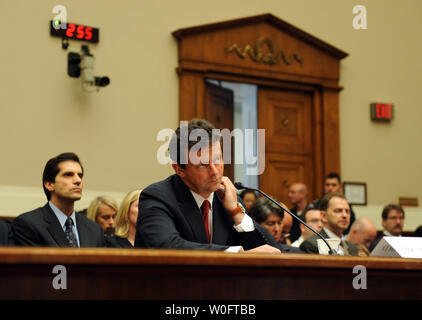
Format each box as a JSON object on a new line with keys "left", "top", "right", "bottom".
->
{"left": 219, "top": 176, "right": 238, "bottom": 211}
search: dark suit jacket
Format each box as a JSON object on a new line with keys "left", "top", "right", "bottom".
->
{"left": 0, "top": 220, "right": 13, "bottom": 246}
{"left": 135, "top": 174, "right": 280, "bottom": 251}
{"left": 299, "top": 228, "right": 358, "bottom": 255}
{"left": 277, "top": 242, "right": 304, "bottom": 254}
{"left": 105, "top": 235, "right": 133, "bottom": 248}
{"left": 12, "top": 203, "right": 105, "bottom": 247}
{"left": 369, "top": 232, "right": 390, "bottom": 252}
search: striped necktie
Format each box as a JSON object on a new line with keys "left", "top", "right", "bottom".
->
{"left": 201, "top": 200, "right": 210, "bottom": 243}
{"left": 65, "top": 217, "right": 78, "bottom": 247}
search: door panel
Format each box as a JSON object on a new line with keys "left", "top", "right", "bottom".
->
{"left": 259, "top": 89, "right": 312, "bottom": 155}
{"left": 204, "top": 82, "right": 234, "bottom": 181}
{"left": 260, "top": 152, "right": 313, "bottom": 207}
{"left": 259, "top": 88, "right": 314, "bottom": 207}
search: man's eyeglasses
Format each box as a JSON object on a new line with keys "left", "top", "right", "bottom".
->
{"left": 386, "top": 216, "right": 404, "bottom": 221}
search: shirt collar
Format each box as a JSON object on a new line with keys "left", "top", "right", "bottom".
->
{"left": 383, "top": 230, "right": 401, "bottom": 237}
{"left": 49, "top": 201, "right": 77, "bottom": 228}
{"left": 189, "top": 190, "right": 214, "bottom": 210}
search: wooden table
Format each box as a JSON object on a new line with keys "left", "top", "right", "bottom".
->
{"left": 0, "top": 247, "right": 421, "bottom": 300}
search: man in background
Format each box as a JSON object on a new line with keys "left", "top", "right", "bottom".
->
{"left": 12, "top": 152, "right": 105, "bottom": 247}
{"left": 300, "top": 193, "right": 358, "bottom": 256}
{"left": 346, "top": 217, "right": 377, "bottom": 249}
{"left": 287, "top": 182, "right": 311, "bottom": 243}
{"left": 346, "top": 217, "right": 377, "bottom": 256}
{"left": 370, "top": 204, "right": 405, "bottom": 251}
{"left": 291, "top": 208, "right": 323, "bottom": 248}
{"left": 312, "top": 173, "right": 355, "bottom": 235}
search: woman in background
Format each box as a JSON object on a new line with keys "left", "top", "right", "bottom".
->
{"left": 106, "top": 189, "right": 141, "bottom": 248}
{"left": 86, "top": 195, "right": 118, "bottom": 235}
{"left": 248, "top": 197, "right": 303, "bottom": 253}
{"left": 239, "top": 189, "right": 257, "bottom": 212}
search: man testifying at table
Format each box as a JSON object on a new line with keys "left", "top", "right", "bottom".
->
{"left": 300, "top": 193, "right": 358, "bottom": 255}
{"left": 135, "top": 119, "right": 280, "bottom": 253}
{"left": 12, "top": 152, "right": 105, "bottom": 247}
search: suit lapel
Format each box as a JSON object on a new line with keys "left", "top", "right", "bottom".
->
{"left": 43, "top": 204, "right": 70, "bottom": 247}
{"left": 310, "top": 228, "right": 329, "bottom": 249}
{"left": 76, "top": 214, "right": 91, "bottom": 247}
{"left": 173, "top": 175, "right": 209, "bottom": 243}
{"left": 320, "top": 229, "right": 329, "bottom": 239}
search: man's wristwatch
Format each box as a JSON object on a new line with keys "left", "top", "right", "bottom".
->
{"left": 228, "top": 202, "right": 246, "bottom": 217}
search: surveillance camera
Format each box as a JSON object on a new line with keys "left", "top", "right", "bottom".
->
{"left": 81, "top": 55, "right": 95, "bottom": 85}
{"left": 67, "top": 45, "right": 110, "bottom": 90}
{"left": 95, "top": 76, "right": 110, "bottom": 87}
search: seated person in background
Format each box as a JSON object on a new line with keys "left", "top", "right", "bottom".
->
{"left": 239, "top": 189, "right": 257, "bottom": 212}
{"left": 300, "top": 193, "right": 358, "bottom": 256}
{"left": 87, "top": 195, "right": 118, "bottom": 235}
{"left": 312, "top": 173, "right": 356, "bottom": 235}
{"left": 12, "top": 152, "right": 105, "bottom": 247}
{"left": 279, "top": 212, "right": 292, "bottom": 245}
{"left": 248, "top": 197, "right": 303, "bottom": 253}
{"left": 287, "top": 182, "right": 312, "bottom": 243}
{"left": 135, "top": 118, "right": 280, "bottom": 254}
{"left": 106, "top": 189, "right": 142, "bottom": 248}
{"left": 0, "top": 220, "right": 14, "bottom": 246}
{"left": 346, "top": 217, "right": 377, "bottom": 250}
{"left": 370, "top": 204, "right": 405, "bottom": 251}
{"left": 355, "top": 243, "right": 371, "bottom": 257}
{"left": 291, "top": 208, "right": 323, "bottom": 248}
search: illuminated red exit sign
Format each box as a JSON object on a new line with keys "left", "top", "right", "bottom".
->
{"left": 370, "top": 103, "right": 393, "bottom": 122}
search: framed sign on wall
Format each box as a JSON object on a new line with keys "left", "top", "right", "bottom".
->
{"left": 343, "top": 182, "right": 367, "bottom": 205}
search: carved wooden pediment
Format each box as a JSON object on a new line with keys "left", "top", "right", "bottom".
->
{"left": 173, "top": 13, "right": 348, "bottom": 85}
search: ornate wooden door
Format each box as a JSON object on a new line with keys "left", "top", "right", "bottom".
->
{"left": 258, "top": 87, "right": 314, "bottom": 206}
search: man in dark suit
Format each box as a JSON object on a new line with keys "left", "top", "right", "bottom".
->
{"left": 135, "top": 119, "right": 280, "bottom": 253}
{"left": 0, "top": 220, "right": 13, "bottom": 246}
{"left": 311, "top": 173, "right": 356, "bottom": 235}
{"left": 300, "top": 193, "right": 358, "bottom": 256}
{"left": 12, "top": 152, "right": 105, "bottom": 247}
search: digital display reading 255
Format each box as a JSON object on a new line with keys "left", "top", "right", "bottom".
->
{"left": 50, "top": 21, "right": 99, "bottom": 43}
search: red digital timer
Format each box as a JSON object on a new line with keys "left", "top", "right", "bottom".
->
{"left": 370, "top": 103, "right": 393, "bottom": 121}
{"left": 50, "top": 21, "right": 99, "bottom": 43}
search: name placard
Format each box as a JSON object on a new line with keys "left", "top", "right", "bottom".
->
{"left": 371, "top": 236, "right": 422, "bottom": 258}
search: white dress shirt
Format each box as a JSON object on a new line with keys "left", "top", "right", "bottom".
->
{"left": 49, "top": 201, "right": 80, "bottom": 247}
{"left": 323, "top": 227, "right": 345, "bottom": 255}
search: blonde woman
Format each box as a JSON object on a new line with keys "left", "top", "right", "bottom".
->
{"left": 86, "top": 196, "right": 118, "bottom": 234}
{"left": 106, "top": 189, "right": 141, "bottom": 248}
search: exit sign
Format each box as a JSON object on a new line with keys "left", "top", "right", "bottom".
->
{"left": 370, "top": 103, "right": 393, "bottom": 122}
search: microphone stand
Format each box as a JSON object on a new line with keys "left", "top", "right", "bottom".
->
{"left": 235, "top": 182, "right": 337, "bottom": 255}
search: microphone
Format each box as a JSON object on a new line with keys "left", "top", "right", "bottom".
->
{"left": 234, "top": 182, "right": 337, "bottom": 255}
